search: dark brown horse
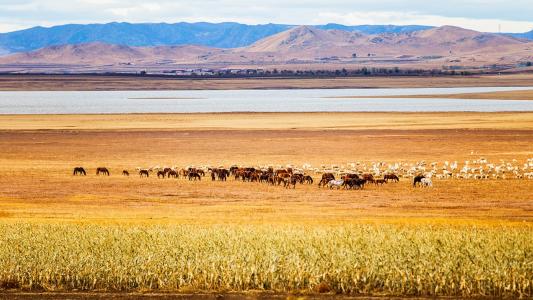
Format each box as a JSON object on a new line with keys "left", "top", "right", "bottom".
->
{"left": 73, "top": 167, "right": 86, "bottom": 176}
{"left": 362, "top": 173, "right": 375, "bottom": 183}
{"left": 217, "top": 169, "right": 229, "bottom": 181}
{"left": 157, "top": 170, "right": 166, "bottom": 178}
{"left": 168, "top": 170, "right": 179, "bottom": 178}
{"left": 384, "top": 174, "right": 400, "bottom": 182}
{"left": 318, "top": 173, "right": 335, "bottom": 188}
{"left": 188, "top": 172, "right": 201, "bottom": 181}
{"left": 96, "top": 167, "right": 110, "bottom": 176}
{"left": 345, "top": 178, "right": 366, "bottom": 190}
{"left": 285, "top": 175, "right": 298, "bottom": 189}
{"left": 122, "top": 170, "right": 129, "bottom": 176}
{"left": 139, "top": 169, "right": 150, "bottom": 177}
{"left": 303, "top": 175, "right": 314, "bottom": 184}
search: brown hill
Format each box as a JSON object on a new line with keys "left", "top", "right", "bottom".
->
{"left": 0, "top": 42, "right": 220, "bottom": 65}
{"left": 0, "top": 25, "right": 531, "bottom": 71}
{"left": 242, "top": 25, "right": 530, "bottom": 58}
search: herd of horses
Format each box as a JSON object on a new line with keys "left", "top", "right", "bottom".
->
{"left": 72, "top": 166, "right": 431, "bottom": 189}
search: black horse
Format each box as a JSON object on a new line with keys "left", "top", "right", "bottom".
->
{"left": 122, "top": 170, "right": 129, "bottom": 176}
{"left": 413, "top": 175, "right": 425, "bottom": 187}
{"left": 73, "top": 167, "right": 86, "bottom": 176}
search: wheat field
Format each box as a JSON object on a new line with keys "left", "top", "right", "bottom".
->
{"left": 0, "top": 223, "right": 531, "bottom": 297}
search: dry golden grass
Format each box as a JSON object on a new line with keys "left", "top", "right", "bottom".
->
{"left": 1, "top": 112, "right": 533, "bottom": 131}
{"left": 1, "top": 73, "right": 533, "bottom": 91}
{"left": 0, "top": 113, "right": 532, "bottom": 225}
{"left": 0, "top": 112, "right": 532, "bottom": 296}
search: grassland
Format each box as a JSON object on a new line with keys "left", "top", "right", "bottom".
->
{"left": 0, "top": 112, "right": 532, "bottom": 297}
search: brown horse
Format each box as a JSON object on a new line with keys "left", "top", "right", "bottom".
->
{"left": 374, "top": 179, "right": 387, "bottom": 186}
{"left": 139, "top": 169, "right": 150, "bottom": 177}
{"left": 362, "top": 173, "right": 375, "bottom": 183}
{"left": 179, "top": 169, "right": 189, "bottom": 177}
{"left": 342, "top": 173, "right": 359, "bottom": 181}
{"left": 122, "top": 170, "right": 129, "bottom": 176}
{"left": 318, "top": 173, "right": 335, "bottom": 188}
{"left": 96, "top": 167, "right": 110, "bottom": 176}
{"left": 384, "top": 174, "right": 400, "bottom": 182}
{"left": 157, "top": 170, "right": 166, "bottom": 178}
{"left": 73, "top": 167, "right": 86, "bottom": 176}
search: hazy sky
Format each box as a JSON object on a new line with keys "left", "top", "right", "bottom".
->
{"left": 1, "top": 0, "right": 533, "bottom": 33}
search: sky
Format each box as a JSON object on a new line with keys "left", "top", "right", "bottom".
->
{"left": 1, "top": 0, "right": 533, "bottom": 33}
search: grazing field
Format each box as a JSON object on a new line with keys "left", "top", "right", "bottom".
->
{"left": 0, "top": 112, "right": 532, "bottom": 297}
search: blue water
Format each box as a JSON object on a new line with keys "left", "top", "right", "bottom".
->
{"left": 0, "top": 87, "right": 532, "bottom": 114}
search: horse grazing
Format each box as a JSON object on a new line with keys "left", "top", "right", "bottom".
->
{"left": 384, "top": 174, "right": 399, "bottom": 182}
{"left": 167, "top": 170, "right": 179, "bottom": 178}
{"left": 344, "top": 178, "right": 366, "bottom": 190}
{"left": 139, "top": 169, "right": 150, "bottom": 177}
{"left": 318, "top": 173, "right": 335, "bottom": 188}
{"left": 217, "top": 169, "right": 229, "bottom": 181}
{"left": 188, "top": 172, "right": 201, "bottom": 181}
{"left": 96, "top": 167, "right": 110, "bottom": 176}
{"left": 259, "top": 174, "right": 270, "bottom": 183}
{"left": 362, "top": 174, "right": 375, "bottom": 183}
{"left": 122, "top": 170, "right": 129, "bottom": 176}
{"left": 413, "top": 175, "right": 425, "bottom": 187}
{"left": 303, "top": 175, "right": 314, "bottom": 184}
{"left": 73, "top": 167, "right": 86, "bottom": 176}
{"left": 284, "top": 176, "right": 298, "bottom": 189}
{"left": 157, "top": 170, "right": 166, "bottom": 178}
{"left": 374, "top": 179, "right": 387, "bottom": 186}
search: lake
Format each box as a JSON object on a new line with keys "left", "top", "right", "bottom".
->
{"left": 1, "top": 87, "right": 532, "bottom": 114}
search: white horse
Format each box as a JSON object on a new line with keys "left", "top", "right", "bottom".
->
{"left": 421, "top": 178, "right": 433, "bottom": 187}
{"left": 327, "top": 179, "right": 344, "bottom": 189}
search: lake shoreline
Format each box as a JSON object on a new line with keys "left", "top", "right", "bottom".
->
{"left": 2, "top": 73, "right": 533, "bottom": 91}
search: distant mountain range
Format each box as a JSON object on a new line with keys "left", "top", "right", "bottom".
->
{"left": 508, "top": 30, "right": 533, "bottom": 40}
{"left": 0, "top": 22, "right": 438, "bottom": 55}
{"left": 1, "top": 24, "right": 532, "bottom": 74}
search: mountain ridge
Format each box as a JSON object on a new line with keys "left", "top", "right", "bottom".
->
{"left": 1, "top": 25, "right": 532, "bottom": 73}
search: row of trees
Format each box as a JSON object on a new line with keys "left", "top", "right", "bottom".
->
{"left": 145, "top": 67, "right": 489, "bottom": 78}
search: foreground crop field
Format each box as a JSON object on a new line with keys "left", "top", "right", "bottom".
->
{"left": 0, "top": 224, "right": 531, "bottom": 297}
{"left": 0, "top": 112, "right": 532, "bottom": 297}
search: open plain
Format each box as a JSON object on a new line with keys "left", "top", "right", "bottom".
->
{"left": 0, "top": 112, "right": 532, "bottom": 297}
